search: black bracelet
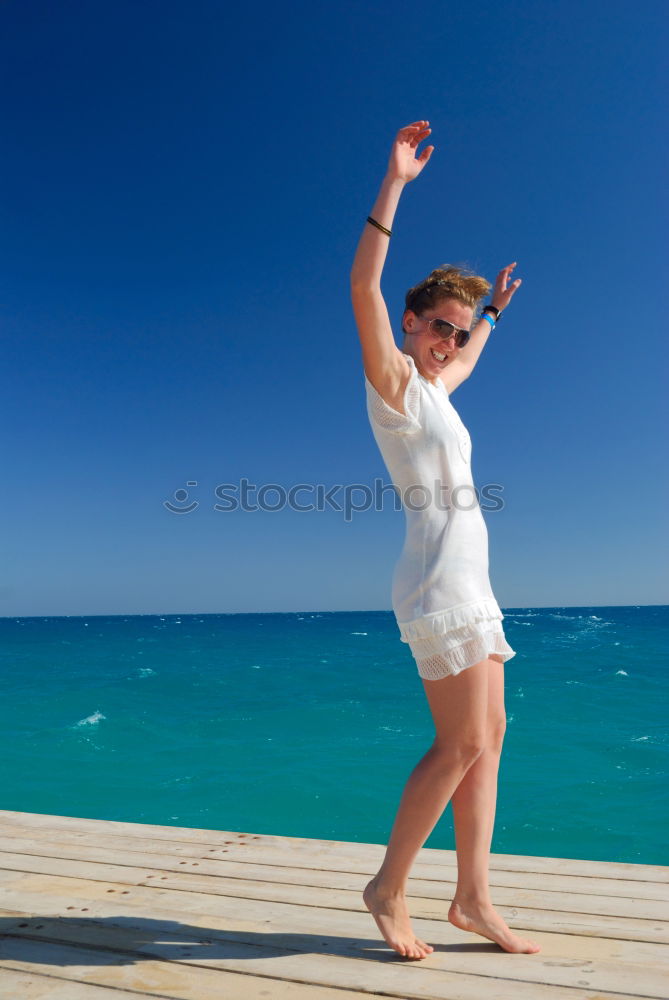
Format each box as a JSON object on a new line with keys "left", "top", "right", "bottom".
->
{"left": 483, "top": 305, "right": 501, "bottom": 320}
{"left": 367, "top": 215, "right": 392, "bottom": 237}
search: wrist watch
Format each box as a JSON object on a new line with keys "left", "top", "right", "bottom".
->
{"left": 484, "top": 305, "right": 501, "bottom": 320}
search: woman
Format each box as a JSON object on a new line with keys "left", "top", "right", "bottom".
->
{"left": 350, "top": 121, "right": 541, "bottom": 960}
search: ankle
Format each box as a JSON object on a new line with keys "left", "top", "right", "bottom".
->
{"left": 369, "top": 874, "right": 407, "bottom": 899}
{"left": 453, "top": 891, "right": 493, "bottom": 909}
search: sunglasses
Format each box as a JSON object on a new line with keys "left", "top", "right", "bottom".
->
{"left": 420, "top": 316, "right": 471, "bottom": 348}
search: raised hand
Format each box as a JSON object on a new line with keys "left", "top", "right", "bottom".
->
{"left": 492, "top": 262, "right": 522, "bottom": 313}
{"left": 387, "top": 121, "right": 434, "bottom": 183}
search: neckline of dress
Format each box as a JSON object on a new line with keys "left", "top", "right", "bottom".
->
{"left": 402, "top": 352, "right": 445, "bottom": 392}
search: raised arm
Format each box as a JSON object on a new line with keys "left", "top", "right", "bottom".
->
{"left": 350, "top": 122, "right": 434, "bottom": 401}
{"left": 455, "top": 263, "right": 523, "bottom": 376}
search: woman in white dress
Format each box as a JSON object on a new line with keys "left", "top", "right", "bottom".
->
{"left": 350, "top": 121, "right": 541, "bottom": 960}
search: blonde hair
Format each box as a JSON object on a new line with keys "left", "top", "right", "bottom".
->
{"left": 402, "top": 263, "right": 492, "bottom": 333}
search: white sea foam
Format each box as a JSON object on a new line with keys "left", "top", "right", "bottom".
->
{"left": 74, "top": 710, "right": 106, "bottom": 727}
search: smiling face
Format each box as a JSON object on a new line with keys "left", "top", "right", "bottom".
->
{"left": 402, "top": 297, "right": 474, "bottom": 382}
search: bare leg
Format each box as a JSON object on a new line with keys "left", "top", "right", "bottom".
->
{"left": 363, "top": 658, "right": 490, "bottom": 960}
{"left": 448, "top": 656, "right": 541, "bottom": 953}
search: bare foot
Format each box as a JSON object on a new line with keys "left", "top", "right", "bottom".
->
{"left": 448, "top": 898, "right": 541, "bottom": 953}
{"left": 363, "top": 877, "right": 434, "bottom": 959}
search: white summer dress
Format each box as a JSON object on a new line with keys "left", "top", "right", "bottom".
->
{"left": 365, "top": 351, "right": 516, "bottom": 680}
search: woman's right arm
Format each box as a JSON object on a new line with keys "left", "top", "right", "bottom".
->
{"left": 350, "top": 122, "right": 434, "bottom": 403}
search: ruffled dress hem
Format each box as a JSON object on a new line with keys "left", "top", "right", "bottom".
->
{"left": 397, "top": 598, "right": 516, "bottom": 680}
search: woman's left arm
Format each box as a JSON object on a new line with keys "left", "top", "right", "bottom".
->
{"left": 456, "top": 262, "right": 522, "bottom": 374}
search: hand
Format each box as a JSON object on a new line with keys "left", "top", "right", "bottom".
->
{"left": 492, "top": 262, "right": 522, "bottom": 313}
{"left": 387, "top": 121, "right": 434, "bottom": 183}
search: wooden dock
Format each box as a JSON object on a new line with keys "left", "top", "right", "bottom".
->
{"left": 0, "top": 809, "right": 666, "bottom": 999}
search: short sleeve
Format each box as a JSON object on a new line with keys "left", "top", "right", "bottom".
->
{"left": 364, "top": 356, "right": 422, "bottom": 435}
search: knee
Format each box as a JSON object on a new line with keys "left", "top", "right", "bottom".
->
{"left": 432, "top": 716, "right": 506, "bottom": 763}
{"left": 488, "top": 715, "right": 507, "bottom": 753}
{"left": 432, "top": 733, "right": 487, "bottom": 766}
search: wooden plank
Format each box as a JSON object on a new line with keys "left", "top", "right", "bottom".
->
{"left": 0, "top": 849, "right": 667, "bottom": 926}
{"left": 0, "top": 904, "right": 662, "bottom": 1000}
{"left": 2, "top": 810, "right": 666, "bottom": 882}
{"left": 0, "top": 938, "right": 375, "bottom": 1000}
{"left": 0, "top": 810, "right": 666, "bottom": 1000}
{"left": 1, "top": 830, "right": 666, "bottom": 902}
{"left": 1, "top": 876, "right": 668, "bottom": 996}
{"left": 0, "top": 968, "right": 177, "bottom": 999}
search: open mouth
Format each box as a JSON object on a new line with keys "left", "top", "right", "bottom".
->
{"left": 430, "top": 348, "right": 448, "bottom": 363}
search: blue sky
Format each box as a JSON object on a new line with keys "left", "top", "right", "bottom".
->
{"left": 2, "top": 0, "right": 667, "bottom": 616}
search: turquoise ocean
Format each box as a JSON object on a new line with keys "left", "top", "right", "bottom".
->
{"left": 1, "top": 605, "right": 667, "bottom": 866}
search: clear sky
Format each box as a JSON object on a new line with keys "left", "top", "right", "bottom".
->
{"left": 2, "top": 0, "right": 667, "bottom": 616}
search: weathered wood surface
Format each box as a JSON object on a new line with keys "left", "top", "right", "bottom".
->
{"left": 0, "top": 809, "right": 667, "bottom": 999}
